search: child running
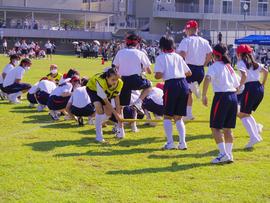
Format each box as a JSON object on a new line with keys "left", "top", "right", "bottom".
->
{"left": 236, "top": 44, "right": 268, "bottom": 148}
{"left": 86, "top": 67, "right": 123, "bottom": 142}
{"left": 154, "top": 35, "right": 192, "bottom": 150}
{"left": 202, "top": 43, "right": 239, "bottom": 164}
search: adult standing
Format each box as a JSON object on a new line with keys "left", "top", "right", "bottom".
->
{"left": 45, "top": 40, "right": 53, "bottom": 60}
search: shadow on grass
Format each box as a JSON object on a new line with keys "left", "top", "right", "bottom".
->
{"left": 54, "top": 147, "right": 160, "bottom": 158}
{"left": 116, "top": 137, "right": 164, "bottom": 147}
{"left": 148, "top": 149, "right": 219, "bottom": 159}
{"left": 185, "top": 134, "right": 212, "bottom": 142}
{"left": 106, "top": 162, "right": 213, "bottom": 175}
{"left": 25, "top": 137, "right": 96, "bottom": 151}
{"left": 23, "top": 114, "right": 52, "bottom": 124}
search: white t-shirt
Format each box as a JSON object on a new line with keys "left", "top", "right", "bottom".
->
{"left": 207, "top": 61, "right": 239, "bottom": 92}
{"left": 45, "top": 43, "right": 52, "bottom": 49}
{"left": 236, "top": 60, "right": 264, "bottom": 83}
{"left": 20, "top": 43, "right": 28, "bottom": 50}
{"left": 177, "top": 36, "right": 212, "bottom": 66}
{"left": 113, "top": 48, "right": 151, "bottom": 76}
{"left": 3, "top": 66, "right": 26, "bottom": 87}
{"left": 28, "top": 82, "right": 39, "bottom": 94}
{"left": 130, "top": 90, "right": 140, "bottom": 104}
{"left": 147, "top": 87, "right": 163, "bottom": 106}
{"left": 68, "top": 86, "right": 91, "bottom": 108}
{"left": 154, "top": 52, "right": 190, "bottom": 81}
{"left": 0, "top": 64, "right": 15, "bottom": 84}
{"left": 37, "top": 80, "right": 56, "bottom": 94}
{"left": 50, "top": 83, "right": 72, "bottom": 97}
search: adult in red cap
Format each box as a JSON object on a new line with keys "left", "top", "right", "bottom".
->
{"left": 236, "top": 44, "right": 268, "bottom": 149}
{"left": 177, "top": 20, "right": 213, "bottom": 120}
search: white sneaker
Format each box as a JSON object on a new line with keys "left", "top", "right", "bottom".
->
{"left": 95, "top": 138, "right": 106, "bottom": 143}
{"left": 245, "top": 138, "right": 261, "bottom": 149}
{"left": 49, "top": 111, "right": 59, "bottom": 121}
{"left": 190, "top": 82, "right": 201, "bottom": 99}
{"left": 211, "top": 153, "right": 230, "bottom": 164}
{"left": 37, "top": 105, "right": 46, "bottom": 112}
{"left": 228, "top": 154, "right": 234, "bottom": 163}
{"left": 10, "top": 98, "right": 21, "bottom": 104}
{"left": 162, "top": 142, "right": 176, "bottom": 150}
{"left": 131, "top": 125, "right": 139, "bottom": 132}
{"left": 178, "top": 142, "right": 187, "bottom": 150}
{"left": 116, "top": 127, "right": 125, "bottom": 139}
{"left": 88, "top": 117, "right": 95, "bottom": 125}
{"left": 257, "top": 123, "right": 263, "bottom": 135}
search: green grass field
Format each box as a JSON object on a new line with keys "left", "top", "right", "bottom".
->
{"left": 0, "top": 55, "right": 269, "bottom": 202}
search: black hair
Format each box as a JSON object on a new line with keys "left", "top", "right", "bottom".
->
{"left": 10, "top": 54, "right": 20, "bottom": 61}
{"left": 126, "top": 33, "right": 141, "bottom": 47}
{"left": 66, "top": 69, "right": 79, "bottom": 78}
{"left": 159, "top": 35, "right": 175, "bottom": 51}
{"left": 100, "top": 67, "right": 119, "bottom": 79}
{"left": 81, "top": 77, "right": 89, "bottom": 86}
{"left": 20, "top": 58, "right": 31, "bottom": 66}
{"left": 213, "top": 43, "right": 231, "bottom": 64}
{"left": 241, "top": 53, "right": 259, "bottom": 70}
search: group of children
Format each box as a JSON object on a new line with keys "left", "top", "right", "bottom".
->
{"left": 0, "top": 20, "right": 268, "bottom": 164}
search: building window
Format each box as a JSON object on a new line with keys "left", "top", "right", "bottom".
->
{"left": 167, "top": 0, "right": 172, "bottom": 3}
{"left": 204, "top": 0, "right": 214, "bottom": 13}
{"left": 258, "top": 0, "right": 268, "bottom": 16}
{"left": 222, "top": 0, "right": 232, "bottom": 14}
{"left": 240, "top": 0, "right": 250, "bottom": 15}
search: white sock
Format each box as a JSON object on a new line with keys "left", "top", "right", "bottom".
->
{"left": 144, "top": 110, "right": 151, "bottom": 120}
{"left": 95, "top": 114, "right": 106, "bottom": 141}
{"left": 163, "top": 119, "right": 173, "bottom": 144}
{"left": 225, "top": 143, "right": 233, "bottom": 155}
{"left": 218, "top": 142, "right": 227, "bottom": 154}
{"left": 186, "top": 106, "right": 192, "bottom": 117}
{"left": 241, "top": 117, "right": 259, "bottom": 141}
{"left": 249, "top": 115, "right": 260, "bottom": 136}
{"left": 175, "top": 119, "right": 186, "bottom": 144}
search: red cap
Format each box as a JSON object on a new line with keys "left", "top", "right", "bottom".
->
{"left": 156, "top": 82, "right": 164, "bottom": 90}
{"left": 184, "top": 20, "right": 198, "bottom": 31}
{"left": 236, "top": 44, "right": 253, "bottom": 54}
{"left": 71, "top": 76, "right": 80, "bottom": 83}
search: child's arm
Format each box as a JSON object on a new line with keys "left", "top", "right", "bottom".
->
{"left": 202, "top": 76, "right": 211, "bottom": 107}
{"left": 103, "top": 98, "right": 122, "bottom": 122}
{"left": 261, "top": 67, "right": 268, "bottom": 87}
{"left": 239, "top": 70, "right": 247, "bottom": 89}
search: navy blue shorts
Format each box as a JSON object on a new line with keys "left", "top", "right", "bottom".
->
{"left": 120, "top": 74, "right": 152, "bottom": 106}
{"left": 86, "top": 88, "right": 105, "bottom": 105}
{"left": 186, "top": 64, "right": 205, "bottom": 85}
{"left": 47, "top": 95, "right": 70, "bottom": 110}
{"left": 3, "top": 83, "right": 31, "bottom": 94}
{"left": 36, "top": 90, "right": 50, "bottom": 105}
{"left": 237, "top": 93, "right": 243, "bottom": 105}
{"left": 163, "top": 78, "right": 189, "bottom": 117}
{"left": 0, "top": 84, "right": 4, "bottom": 92}
{"left": 27, "top": 93, "right": 37, "bottom": 104}
{"left": 210, "top": 92, "right": 238, "bottom": 129}
{"left": 110, "top": 106, "right": 144, "bottom": 123}
{"left": 142, "top": 98, "right": 164, "bottom": 116}
{"left": 70, "top": 104, "right": 95, "bottom": 117}
{"left": 240, "top": 81, "right": 264, "bottom": 114}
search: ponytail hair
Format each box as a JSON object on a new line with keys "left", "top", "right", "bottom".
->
{"left": 100, "top": 67, "right": 119, "bottom": 79}
{"left": 213, "top": 43, "right": 231, "bottom": 65}
{"left": 241, "top": 53, "right": 259, "bottom": 70}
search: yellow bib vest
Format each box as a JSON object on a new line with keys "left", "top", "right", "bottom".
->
{"left": 87, "top": 73, "right": 123, "bottom": 99}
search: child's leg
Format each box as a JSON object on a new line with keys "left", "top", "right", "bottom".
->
{"left": 224, "top": 128, "right": 234, "bottom": 161}
{"left": 94, "top": 102, "right": 106, "bottom": 142}
{"left": 131, "top": 109, "right": 138, "bottom": 132}
{"left": 163, "top": 115, "right": 174, "bottom": 149}
{"left": 174, "top": 116, "right": 187, "bottom": 150}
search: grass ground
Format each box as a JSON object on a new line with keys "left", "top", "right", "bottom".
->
{"left": 0, "top": 55, "right": 269, "bottom": 203}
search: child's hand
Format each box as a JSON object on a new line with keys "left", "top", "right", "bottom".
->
{"left": 115, "top": 113, "right": 123, "bottom": 122}
{"left": 202, "top": 95, "right": 208, "bottom": 107}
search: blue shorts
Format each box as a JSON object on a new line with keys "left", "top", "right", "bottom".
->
{"left": 163, "top": 78, "right": 189, "bottom": 117}
{"left": 210, "top": 92, "right": 238, "bottom": 129}
{"left": 186, "top": 64, "right": 205, "bottom": 85}
{"left": 27, "top": 93, "right": 37, "bottom": 104}
{"left": 110, "top": 106, "right": 144, "bottom": 123}
{"left": 47, "top": 95, "right": 70, "bottom": 110}
{"left": 70, "top": 104, "right": 95, "bottom": 117}
{"left": 86, "top": 88, "right": 106, "bottom": 105}
{"left": 240, "top": 81, "right": 264, "bottom": 114}
{"left": 120, "top": 74, "right": 151, "bottom": 106}
{"left": 3, "top": 83, "right": 31, "bottom": 94}
{"left": 142, "top": 98, "right": 164, "bottom": 116}
{"left": 237, "top": 93, "right": 243, "bottom": 104}
{"left": 36, "top": 90, "right": 50, "bottom": 105}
